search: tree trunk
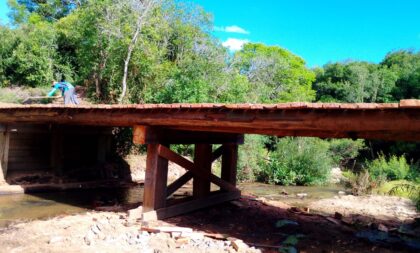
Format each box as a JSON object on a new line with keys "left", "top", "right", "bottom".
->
{"left": 118, "top": 0, "right": 155, "bottom": 103}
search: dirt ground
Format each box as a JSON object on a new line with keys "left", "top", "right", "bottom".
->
{"left": 0, "top": 193, "right": 418, "bottom": 253}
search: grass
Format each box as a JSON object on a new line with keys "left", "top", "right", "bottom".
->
{"left": 375, "top": 180, "right": 417, "bottom": 198}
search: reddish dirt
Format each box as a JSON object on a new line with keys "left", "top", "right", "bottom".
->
{"left": 162, "top": 194, "right": 416, "bottom": 253}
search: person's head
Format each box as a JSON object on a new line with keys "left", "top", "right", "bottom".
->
{"left": 51, "top": 80, "right": 57, "bottom": 87}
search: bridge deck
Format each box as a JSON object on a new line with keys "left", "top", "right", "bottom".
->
{"left": 0, "top": 100, "right": 419, "bottom": 141}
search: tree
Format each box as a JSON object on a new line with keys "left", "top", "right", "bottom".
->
{"left": 232, "top": 43, "right": 316, "bottom": 103}
{"left": 119, "top": 0, "right": 160, "bottom": 103}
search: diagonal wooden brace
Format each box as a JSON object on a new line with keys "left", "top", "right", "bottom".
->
{"left": 157, "top": 145, "right": 238, "bottom": 192}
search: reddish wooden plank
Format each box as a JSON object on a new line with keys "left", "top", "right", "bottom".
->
{"left": 167, "top": 171, "right": 194, "bottom": 197}
{"left": 221, "top": 144, "right": 238, "bottom": 187}
{"left": 157, "top": 145, "right": 238, "bottom": 192}
{"left": 143, "top": 190, "right": 241, "bottom": 221}
{"left": 400, "top": 99, "right": 420, "bottom": 108}
{"left": 143, "top": 144, "right": 169, "bottom": 212}
{"left": 193, "top": 144, "right": 212, "bottom": 197}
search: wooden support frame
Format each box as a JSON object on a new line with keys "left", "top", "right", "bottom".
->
{"left": 138, "top": 126, "right": 243, "bottom": 220}
{"left": 0, "top": 125, "right": 10, "bottom": 183}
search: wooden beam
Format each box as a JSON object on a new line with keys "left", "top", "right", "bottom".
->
{"left": 2, "top": 131, "right": 10, "bottom": 178}
{"left": 133, "top": 126, "right": 244, "bottom": 145}
{"left": 142, "top": 190, "right": 241, "bottom": 221}
{"left": 193, "top": 144, "right": 212, "bottom": 198}
{"left": 166, "top": 171, "right": 193, "bottom": 197}
{"left": 221, "top": 144, "right": 238, "bottom": 187}
{"left": 157, "top": 145, "right": 238, "bottom": 192}
{"left": 0, "top": 132, "right": 6, "bottom": 183}
{"left": 143, "top": 144, "right": 169, "bottom": 212}
{"left": 211, "top": 145, "right": 224, "bottom": 163}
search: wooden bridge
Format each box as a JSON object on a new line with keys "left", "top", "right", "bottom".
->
{"left": 0, "top": 99, "right": 419, "bottom": 220}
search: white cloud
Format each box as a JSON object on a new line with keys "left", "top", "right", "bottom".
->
{"left": 214, "top": 25, "right": 250, "bottom": 35}
{"left": 222, "top": 38, "right": 249, "bottom": 52}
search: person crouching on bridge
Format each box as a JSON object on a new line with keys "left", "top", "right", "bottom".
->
{"left": 48, "top": 80, "right": 79, "bottom": 105}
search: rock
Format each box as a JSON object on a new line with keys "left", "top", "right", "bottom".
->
{"left": 296, "top": 193, "right": 308, "bottom": 198}
{"left": 338, "top": 191, "right": 346, "bottom": 195}
{"left": 48, "top": 236, "right": 64, "bottom": 244}
{"left": 334, "top": 212, "right": 343, "bottom": 220}
{"left": 127, "top": 206, "right": 143, "bottom": 220}
{"left": 230, "top": 200, "right": 245, "bottom": 208}
{"left": 229, "top": 238, "right": 249, "bottom": 252}
{"left": 330, "top": 167, "right": 343, "bottom": 183}
{"left": 378, "top": 224, "right": 389, "bottom": 232}
{"left": 84, "top": 231, "right": 95, "bottom": 246}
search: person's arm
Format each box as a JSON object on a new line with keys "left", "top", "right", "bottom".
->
{"left": 48, "top": 85, "right": 58, "bottom": 97}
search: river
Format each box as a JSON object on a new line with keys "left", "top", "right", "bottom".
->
{"left": 0, "top": 183, "right": 347, "bottom": 227}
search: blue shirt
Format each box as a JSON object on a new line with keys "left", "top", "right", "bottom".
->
{"left": 48, "top": 82, "right": 74, "bottom": 97}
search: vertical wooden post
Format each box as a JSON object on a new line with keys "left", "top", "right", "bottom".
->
{"left": 193, "top": 144, "right": 212, "bottom": 198}
{"left": 143, "top": 144, "right": 169, "bottom": 212}
{"left": 0, "top": 130, "right": 8, "bottom": 183}
{"left": 221, "top": 144, "right": 238, "bottom": 188}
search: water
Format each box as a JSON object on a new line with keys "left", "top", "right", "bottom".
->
{"left": 0, "top": 183, "right": 347, "bottom": 227}
{"left": 0, "top": 186, "right": 143, "bottom": 227}
{"left": 239, "top": 182, "right": 348, "bottom": 207}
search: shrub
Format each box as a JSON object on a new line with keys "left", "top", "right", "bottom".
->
{"left": 328, "top": 139, "right": 365, "bottom": 167}
{"left": 237, "top": 135, "right": 267, "bottom": 182}
{"left": 259, "top": 137, "right": 332, "bottom": 186}
{"left": 367, "top": 154, "right": 410, "bottom": 181}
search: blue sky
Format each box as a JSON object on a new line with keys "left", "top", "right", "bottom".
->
{"left": 193, "top": 0, "right": 420, "bottom": 66}
{"left": 1, "top": 1, "right": 419, "bottom": 67}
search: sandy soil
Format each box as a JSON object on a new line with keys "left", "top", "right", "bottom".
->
{"left": 0, "top": 194, "right": 418, "bottom": 253}
{"left": 309, "top": 195, "right": 419, "bottom": 222}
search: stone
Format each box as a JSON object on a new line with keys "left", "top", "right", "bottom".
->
{"left": 230, "top": 239, "right": 249, "bottom": 252}
{"left": 48, "top": 236, "right": 64, "bottom": 244}
{"left": 128, "top": 206, "right": 143, "bottom": 220}
{"left": 378, "top": 224, "right": 389, "bottom": 232}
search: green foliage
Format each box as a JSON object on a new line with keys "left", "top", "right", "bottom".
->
{"left": 314, "top": 62, "right": 398, "bottom": 103}
{"left": 367, "top": 154, "right": 410, "bottom": 181}
{"left": 237, "top": 135, "right": 267, "bottom": 182}
{"left": 259, "top": 137, "right": 332, "bottom": 186}
{"left": 233, "top": 43, "right": 316, "bottom": 103}
{"left": 328, "top": 139, "right": 365, "bottom": 167}
{"left": 381, "top": 50, "right": 420, "bottom": 100}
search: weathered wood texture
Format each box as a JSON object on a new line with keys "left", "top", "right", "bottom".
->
{"left": 142, "top": 190, "right": 241, "bottom": 221}
{"left": 1, "top": 101, "right": 419, "bottom": 141}
{"left": 133, "top": 126, "right": 244, "bottom": 144}
{"left": 221, "top": 144, "right": 238, "bottom": 187}
{"left": 193, "top": 144, "right": 212, "bottom": 198}
{"left": 143, "top": 144, "right": 169, "bottom": 212}
{"left": 0, "top": 132, "right": 9, "bottom": 182}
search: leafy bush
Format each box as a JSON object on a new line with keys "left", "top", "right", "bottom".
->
{"left": 259, "top": 137, "right": 332, "bottom": 186}
{"left": 237, "top": 135, "right": 267, "bottom": 182}
{"left": 328, "top": 139, "right": 365, "bottom": 167}
{"left": 367, "top": 154, "right": 410, "bottom": 180}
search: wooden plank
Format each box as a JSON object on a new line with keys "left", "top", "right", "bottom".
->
{"left": 0, "top": 133, "right": 6, "bottom": 183}
{"left": 211, "top": 145, "right": 224, "bottom": 163}
{"left": 157, "top": 145, "right": 238, "bottom": 192}
{"left": 143, "top": 144, "right": 169, "bottom": 212}
{"left": 142, "top": 190, "right": 241, "bottom": 221}
{"left": 400, "top": 99, "right": 420, "bottom": 108}
{"left": 133, "top": 126, "right": 244, "bottom": 145}
{"left": 221, "top": 144, "right": 238, "bottom": 187}
{"left": 2, "top": 131, "right": 10, "bottom": 178}
{"left": 167, "top": 171, "right": 193, "bottom": 197}
{"left": 193, "top": 144, "right": 212, "bottom": 198}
